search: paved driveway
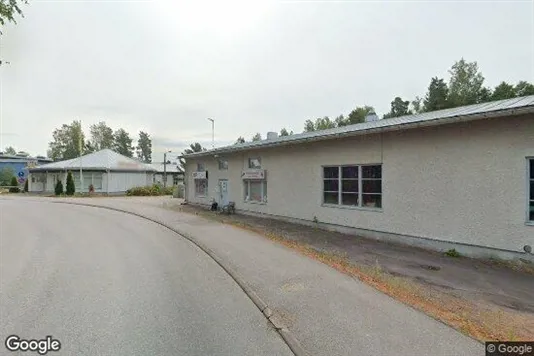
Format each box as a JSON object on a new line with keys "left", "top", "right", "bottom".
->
{"left": 0, "top": 199, "right": 291, "bottom": 355}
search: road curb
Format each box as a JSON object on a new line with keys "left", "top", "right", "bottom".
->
{"left": 49, "top": 201, "right": 309, "bottom": 356}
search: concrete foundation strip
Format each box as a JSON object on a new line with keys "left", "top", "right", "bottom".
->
{"left": 49, "top": 201, "right": 309, "bottom": 356}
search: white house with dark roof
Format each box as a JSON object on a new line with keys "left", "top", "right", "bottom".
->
{"left": 28, "top": 149, "right": 156, "bottom": 194}
{"left": 182, "top": 96, "right": 534, "bottom": 260}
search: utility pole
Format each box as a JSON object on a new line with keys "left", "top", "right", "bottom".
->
{"left": 163, "top": 150, "right": 171, "bottom": 189}
{"left": 79, "top": 123, "right": 84, "bottom": 192}
{"left": 207, "top": 118, "right": 214, "bottom": 149}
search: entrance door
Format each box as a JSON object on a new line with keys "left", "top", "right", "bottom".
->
{"left": 219, "top": 179, "right": 229, "bottom": 206}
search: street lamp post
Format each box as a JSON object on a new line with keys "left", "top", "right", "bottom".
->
{"left": 207, "top": 118, "right": 214, "bottom": 149}
{"left": 163, "top": 150, "right": 171, "bottom": 189}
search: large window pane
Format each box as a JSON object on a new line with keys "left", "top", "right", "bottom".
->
{"left": 342, "top": 166, "right": 358, "bottom": 179}
{"left": 342, "top": 193, "right": 358, "bottom": 206}
{"left": 362, "top": 165, "right": 382, "bottom": 179}
{"left": 195, "top": 180, "right": 207, "bottom": 196}
{"left": 323, "top": 192, "right": 338, "bottom": 204}
{"left": 323, "top": 167, "right": 339, "bottom": 179}
{"left": 530, "top": 180, "right": 534, "bottom": 200}
{"left": 530, "top": 201, "right": 534, "bottom": 221}
{"left": 342, "top": 180, "right": 358, "bottom": 193}
{"left": 245, "top": 180, "right": 266, "bottom": 202}
{"left": 362, "top": 180, "right": 382, "bottom": 194}
{"left": 530, "top": 159, "right": 534, "bottom": 179}
{"left": 324, "top": 179, "right": 339, "bottom": 192}
{"left": 362, "top": 194, "right": 381, "bottom": 208}
{"left": 93, "top": 173, "right": 103, "bottom": 190}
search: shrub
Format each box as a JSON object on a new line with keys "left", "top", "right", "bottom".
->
{"left": 151, "top": 184, "right": 162, "bottom": 195}
{"left": 126, "top": 185, "right": 174, "bottom": 196}
{"left": 55, "top": 180, "right": 64, "bottom": 196}
{"left": 126, "top": 186, "right": 153, "bottom": 196}
{"left": 0, "top": 167, "right": 15, "bottom": 186}
{"left": 24, "top": 179, "right": 28, "bottom": 192}
{"left": 445, "top": 248, "right": 461, "bottom": 258}
{"left": 66, "top": 171, "right": 75, "bottom": 195}
{"left": 8, "top": 177, "right": 20, "bottom": 193}
{"left": 162, "top": 186, "right": 175, "bottom": 195}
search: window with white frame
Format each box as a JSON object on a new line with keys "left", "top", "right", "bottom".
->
{"left": 218, "top": 159, "right": 228, "bottom": 170}
{"left": 244, "top": 180, "right": 267, "bottom": 203}
{"left": 73, "top": 172, "right": 103, "bottom": 191}
{"left": 195, "top": 179, "right": 208, "bottom": 197}
{"left": 323, "top": 165, "right": 382, "bottom": 209}
{"left": 197, "top": 163, "right": 205, "bottom": 172}
{"left": 248, "top": 157, "right": 261, "bottom": 169}
{"left": 529, "top": 158, "right": 533, "bottom": 222}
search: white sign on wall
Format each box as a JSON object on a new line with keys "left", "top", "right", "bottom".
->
{"left": 192, "top": 171, "right": 207, "bottom": 179}
{"left": 241, "top": 170, "right": 266, "bottom": 180}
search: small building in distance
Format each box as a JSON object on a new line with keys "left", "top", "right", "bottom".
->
{"left": 148, "top": 161, "right": 184, "bottom": 187}
{"left": 182, "top": 96, "right": 534, "bottom": 260}
{"left": 0, "top": 152, "right": 53, "bottom": 186}
{"left": 28, "top": 149, "right": 156, "bottom": 194}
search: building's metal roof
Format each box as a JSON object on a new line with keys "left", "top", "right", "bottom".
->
{"left": 184, "top": 95, "right": 534, "bottom": 158}
{"left": 149, "top": 162, "right": 184, "bottom": 174}
{"left": 0, "top": 154, "right": 53, "bottom": 162}
{"left": 29, "top": 149, "right": 156, "bottom": 172}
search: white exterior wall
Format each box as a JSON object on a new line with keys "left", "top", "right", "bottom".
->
{"left": 153, "top": 173, "right": 175, "bottom": 187}
{"left": 186, "top": 115, "right": 534, "bottom": 253}
{"left": 104, "top": 172, "right": 153, "bottom": 193}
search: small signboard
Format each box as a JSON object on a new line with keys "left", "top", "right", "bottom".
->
{"left": 192, "top": 171, "right": 207, "bottom": 179}
{"left": 241, "top": 170, "right": 265, "bottom": 180}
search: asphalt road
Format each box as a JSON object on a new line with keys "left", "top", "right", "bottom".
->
{"left": 0, "top": 200, "right": 292, "bottom": 355}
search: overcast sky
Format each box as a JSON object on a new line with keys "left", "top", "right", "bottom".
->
{"left": 1, "top": 0, "right": 533, "bottom": 162}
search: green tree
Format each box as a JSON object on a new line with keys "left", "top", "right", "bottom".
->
{"left": 280, "top": 128, "right": 293, "bottom": 136}
{"left": 9, "top": 176, "right": 19, "bottom": 192}
{"left": 136, "top": 131, "right": 152, "bottom": 163}
{"left": 47, "top": 120, "right": 85, "bottom": 161}
{"left": 235, "top": 136, "right": 245, "bottom": 144}
{"left": 113, "top": 128, "right": 134, "bottom": 157}
{"left": 89, "top": 121, "right": 115, "bottom": 151}
{"left": 304, "top": 117, "right": 337, "bottom": 132}
{"left": 84, "top": 141, "right": 96, "bottom": 154}
{"left": 179, "top": 142, "right": 206, "bottom": 170}
{"left": 66, "top": 171, "right": 75, "bottom": 195}
{"left": 303, "top": 119, "right": 316, "bottom": 132}
{"left": 514, "top": 81, "right": 534, "bottom": 97}
{"left": 383, "top": 97, "right": 412, "bottom": 119}
{"left": 411, "top": 97, "right": 423, "bottom": 114}
{"left": 423, "top": 77, "right": 449, "bottom": 112}
{"left": 448, "top": 58, "right": 485, "bottom": 107}
{"left": 490, "top": 82, "right": 515, "bottom": 101}
{"left": 0, "top": 0, "right": 28, "bottom": 26}
{"left": 0, "top": 166, "right": 15, "bottom": 185}
{"left": 345, "top": 106, "right": 375, "bottom": 125}
{"left": 251, "top": 133, "right": 262, "bottom": 141}
{"left": 4, "top": 146, "right": 16, "bottom": 155}
{"left": 334, "top": 115, "right": 346, "bottom": 127}
{"left": 55, "top": 179, "right": 64, "bottom": 196}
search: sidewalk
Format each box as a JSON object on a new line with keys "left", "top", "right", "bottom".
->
{"left": 17, "top": 195, "right": 483, "bottom": 356}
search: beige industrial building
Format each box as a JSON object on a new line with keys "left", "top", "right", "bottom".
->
{"left": 183, "top": 96, "right": 534, "bottom": 260}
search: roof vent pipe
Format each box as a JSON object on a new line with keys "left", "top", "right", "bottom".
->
{"left": 266, "top": 132, "right": 278, "bottom": 140}
{"left": 365, "top": 112, "right": 379, "bottom": 122}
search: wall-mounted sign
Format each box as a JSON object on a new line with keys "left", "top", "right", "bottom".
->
{"left": 192, "top": 171, "right": 207, "bottom": 179}
{"left": 241, "top": 170, "right": 266, "bottom": 180}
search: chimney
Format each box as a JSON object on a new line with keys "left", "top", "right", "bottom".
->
{"left": 364, "top": 112, "right": 379, "bottom": 122}
{"left": 266, "top": 132, "right": 278, "bottom": 140}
